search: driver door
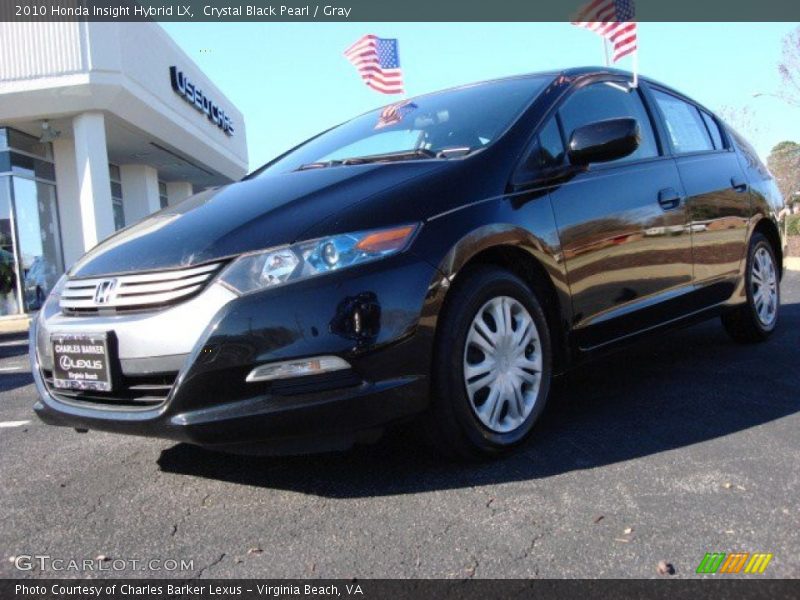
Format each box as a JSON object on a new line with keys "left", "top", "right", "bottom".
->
{"left": 543, "top": 80, "right": 692, "bottom": 349}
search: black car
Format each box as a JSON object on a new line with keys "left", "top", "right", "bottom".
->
{"left": 31, "top": 67, "right": 786, "bottom": 457}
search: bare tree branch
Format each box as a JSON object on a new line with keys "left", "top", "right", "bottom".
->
{"left": 716, "top": 104, "right": 762, "bottom": 142}
{"left": 778, "top": 26, "right": 800, "bottom": 108}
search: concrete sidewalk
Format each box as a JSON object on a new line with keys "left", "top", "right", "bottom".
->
{"left": 787, "top": 256, "right": 800, "bottom": 272}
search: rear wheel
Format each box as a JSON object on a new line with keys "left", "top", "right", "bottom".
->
{"left": 722, "top": 232, "right": 780, "bottom": 343}
{"left": 427, "top": 265, "right": 552, "bottom": 458}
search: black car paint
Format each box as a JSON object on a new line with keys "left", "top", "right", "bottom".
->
{"left": 33, "top": 67, "right": 786, "bottom": 453}
{"left": 70, "top": 161, "right": 450, "bottom": 277}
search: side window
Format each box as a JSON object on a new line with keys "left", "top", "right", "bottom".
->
{"left": 558, "top": 82, "right": 658, "bottom": 165}
{"left": 699, "top": 110, "right": 724, "bottom": 150}
{"left": 530, "top": 117, "right": 565, "bottom": 170}
{"left": 652, "top": 90, "right": 714, "bottom": 154}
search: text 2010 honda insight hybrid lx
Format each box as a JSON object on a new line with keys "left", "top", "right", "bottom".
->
{"left": 31, "top": 67, "right": 786, "bottom": 457}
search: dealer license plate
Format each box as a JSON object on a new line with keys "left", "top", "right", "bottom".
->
{"left": 51, "top": 332, "right": 113, "bottom": 392}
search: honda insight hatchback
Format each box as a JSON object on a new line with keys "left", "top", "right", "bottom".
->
{"left": 31, "top": 67, "right": 786, "bottom": 457}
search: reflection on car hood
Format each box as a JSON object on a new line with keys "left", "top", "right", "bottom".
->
{"left": 70, "top": 162, "right": 447, "bottom": 278}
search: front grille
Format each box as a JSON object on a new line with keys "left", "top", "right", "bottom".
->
{"left": 60, "top": 262, "right": 223, "bottom": 315}
{"left": 42, "top": 369, "right": 176, "bottom": 410}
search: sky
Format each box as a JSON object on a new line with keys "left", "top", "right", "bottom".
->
{"left": 160, "top": 22, "right": 800, "bottom": 171}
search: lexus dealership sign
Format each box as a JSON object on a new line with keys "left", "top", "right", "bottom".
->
{"left": 170, "top": 66, "right": 235, "bottom": 136}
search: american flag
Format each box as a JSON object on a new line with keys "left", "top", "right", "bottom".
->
{"left": 375, "top": 100, "right": 417, "bottom": 129}
{"left": 572, "top": 0, "right": 637, "bottom": 62}
{"left": 344, "top": 34, "right": 405, "bottom": 95}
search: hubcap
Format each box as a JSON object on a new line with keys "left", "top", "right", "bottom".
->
{"left": 463, "top": 296, "right": 543, "bottom": 434}
{"left": 751, "top": 246, "right": 778, "bottom": 327}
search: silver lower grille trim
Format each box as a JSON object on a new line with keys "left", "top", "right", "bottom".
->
{"left": 60, "top": 262, "right": 223, "bottom": 314}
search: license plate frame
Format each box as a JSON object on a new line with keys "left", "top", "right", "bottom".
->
{"left": 51, "top": 332, "right": 114, "bottom": 392}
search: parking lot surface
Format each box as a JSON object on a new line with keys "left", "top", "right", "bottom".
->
{"left": 1, "top": 273, "right": 798, "bottom": 579}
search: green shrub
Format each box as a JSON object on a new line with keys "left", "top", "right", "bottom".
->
{"left": 788, "top": 214, "right": 800, "bottom": 237}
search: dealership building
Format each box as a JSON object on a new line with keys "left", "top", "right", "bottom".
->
{"left": 0, "top": 22, "right": 248, "bottom": 318}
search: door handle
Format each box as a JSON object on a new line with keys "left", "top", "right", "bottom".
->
{"left": 658, "top": 188, "right": 683, "bottom": 210}
{"left": 731, "top": 176, "right": 749, "bottom": 193}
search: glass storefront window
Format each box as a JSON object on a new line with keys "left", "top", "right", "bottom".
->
{"left": 112, "top": 199, "right": 125, "bottom": 230}
{"left": 0, "top": 177, "right": 21, "bottom": 316}
{"left": 0, "top": 127, "right": 62, "bottom": 315}
{"left": 9, "top": 152, "right": 56, "bottom": 181}
{"left": 6, "top": 129, "right": 53, "bottom": 160}
{"left": 159, "top": 181, "right": 168, "bottom": 209}
{"left": 13, "top": 178, "right": 64, "bottom": 312}
{"left": 110, "top": 163, "right": 125, "bottom": 230}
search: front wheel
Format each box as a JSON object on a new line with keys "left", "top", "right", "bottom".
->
{"left": 722, "top": 232, "right": 780, "bottom": 343}
{"left": 426, "top": 265, "right": 552, "bottom": 458}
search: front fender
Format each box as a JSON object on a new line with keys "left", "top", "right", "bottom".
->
{"left": 410, "top": 191, "right": 573, "bottom": 360}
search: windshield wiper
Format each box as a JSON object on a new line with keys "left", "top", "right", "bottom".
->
{"left": 296, "top": 160, "right": 343, "bottom": 171}
{"left": 296, "top": 148, "right": 442, "bottom": 172}
{"left": 340, "top": 148, "right": 437, "bottom": 165}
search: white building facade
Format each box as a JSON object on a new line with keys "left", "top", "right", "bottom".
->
{"left": 0, "top": 22, "right": 248, "bottom": 317}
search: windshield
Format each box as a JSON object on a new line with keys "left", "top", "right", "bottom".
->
{"left": 254, "top": 75, "right": 551, "bottom": 175}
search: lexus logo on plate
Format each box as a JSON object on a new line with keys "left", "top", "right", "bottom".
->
{"left": 93, "top": 279, "right": 118, "bottom": 305}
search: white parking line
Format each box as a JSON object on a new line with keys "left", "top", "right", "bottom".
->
{"left": 0, "top": 420, "right": 30, "bottom": 428}
{"left": 0, "top": 340, "right": 28, "bottom": 348}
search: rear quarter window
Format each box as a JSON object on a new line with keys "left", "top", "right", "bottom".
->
{"left": 699, "top": 110, "right": 724, "bottom": 150}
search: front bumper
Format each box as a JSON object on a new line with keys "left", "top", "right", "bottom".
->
{"left": 31, "top": 253, "right": 443, "bottom": 454}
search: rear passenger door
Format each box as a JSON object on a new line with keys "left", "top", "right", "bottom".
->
{"left": 649, "top": 88, "right": 751, "bottom": 302}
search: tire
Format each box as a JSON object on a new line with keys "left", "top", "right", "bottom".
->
{"left": 722, "top": 232, "right": 780, "bottom": 343}
{"left": 426, "top": 265, "right": 553, "bottom": 459}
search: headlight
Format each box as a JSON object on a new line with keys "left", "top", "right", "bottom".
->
{"left": 218, "top": 224, "right": 419, "bottom": 295}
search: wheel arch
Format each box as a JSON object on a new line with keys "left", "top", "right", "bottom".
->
{"left": 752, "top": 216, "right": 784, "bottom": 280}
{"left": 431, "top": 225, "right": 572, "bottom": 374}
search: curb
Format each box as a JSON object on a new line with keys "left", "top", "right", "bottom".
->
{"left": 0, "top": 317, "right": 31, "bottom": 336}
{"left": 786, "top": 257, "right": 800, "bottom": 272}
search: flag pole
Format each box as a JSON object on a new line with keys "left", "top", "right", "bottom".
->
{"left": 631, "top": 49, "right": 639, "bottom": 88}
{"left": 603, "top": 37, "right": 610, "bottom": 67}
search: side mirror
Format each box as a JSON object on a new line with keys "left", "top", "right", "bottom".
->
{"left": 567, "top": 118, "right": 640, "bottom": 166}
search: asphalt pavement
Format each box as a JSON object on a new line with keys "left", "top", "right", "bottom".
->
{"left": 1, "top": 273, "right": 798, "bottom": 579}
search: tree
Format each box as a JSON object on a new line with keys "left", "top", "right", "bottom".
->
{"left": 716, "top": 105, "right": 761, "bottom": 143}
{"left": 766, "top": 141, "right": 800, "bottom": 205}
{"left": 778, "top": 26, "right": 800, "bottom": 108}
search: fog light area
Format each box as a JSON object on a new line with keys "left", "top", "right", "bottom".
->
{"left": 245, "top": 356, "right": 351, "bottom": 382}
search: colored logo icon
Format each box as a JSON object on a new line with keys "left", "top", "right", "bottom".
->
{"left": 696, "top": 552, "right": 773, "bottom": 574}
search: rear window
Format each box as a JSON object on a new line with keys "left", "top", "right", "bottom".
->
{"left": 728, "top": 128, "right": 771, "bottom": 180}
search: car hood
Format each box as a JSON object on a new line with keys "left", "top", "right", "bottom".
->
{"left": 70, "top": 162, "right": 449, "bottom": 278}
